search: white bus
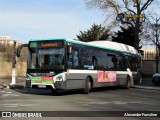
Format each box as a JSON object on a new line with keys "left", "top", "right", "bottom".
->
{"left": 21, "top": 38, "right": 142, "bottom": 94}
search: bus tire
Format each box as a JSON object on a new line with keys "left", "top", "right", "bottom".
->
{"left": 154, "top": 82, "right": 159, "bottom": 86}
{"left": 135, "top": 74, "right": 142, "bottom": 85}
{"left": 125, "top": 76, "right": 131, "bottom": 89}
{"left": 51, "top": 89, "right": 58, "bottom": 95}
{"left": 83, "top": 77, "right": 91, "bottom": 94}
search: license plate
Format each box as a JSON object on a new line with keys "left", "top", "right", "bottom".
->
{"left": 38, "top": 85, "right": 46, "bottom": 88}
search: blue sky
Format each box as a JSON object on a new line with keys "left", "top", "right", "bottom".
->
{"left": 0, "top": 0, "right": 104, "bottom": 42}
{"left": 0, "top": 0, "right": 159, "bottom": 44}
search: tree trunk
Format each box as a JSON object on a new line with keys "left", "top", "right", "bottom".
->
{"left": 134, "top": 2, "right": 141, "bottom": 50}
{"left": 133, "top": 27, "right": 139, "bottom": 50}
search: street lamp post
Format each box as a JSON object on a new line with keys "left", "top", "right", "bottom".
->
{"left": 155, "top": 17, "right": 160, "bottom": 73}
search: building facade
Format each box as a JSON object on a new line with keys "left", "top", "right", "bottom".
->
{"left": 0, "top": 35, "right": 21, "bottom": 46}
{"left": 141, "top": 48, "right": 156, "bottom": 60}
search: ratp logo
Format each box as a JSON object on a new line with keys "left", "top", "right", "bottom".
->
{"left": 2, "top": 112, "right": 11, "bottom": 117}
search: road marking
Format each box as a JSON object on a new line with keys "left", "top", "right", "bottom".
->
{"left": 2, "top": 93, "right": 19, "bottom": 97}
{"left": 19, "top": 104, "right": 39, "bottom": 107}
{"left": 82, "top": 101, "right": 141, "bottom": 105}
{"left": 129, "top": 101, "right": 141, "bottom": 104}
{"left": 83, "top": 102, "right": 110, "bottom": 105}
{"left": 1, "top": 104, "right": 38, "bottom": 108}
{"left": 0, "top": 90, "right": 6, "bottom": 93}
{"left": 6, "top": 92, "right": 12, "bottom": 94}
{"left": 111, "top": 101, "right": 127, "bottom": 105}
{"left": 2, "top": 104, "right": 19, "bottom": 107}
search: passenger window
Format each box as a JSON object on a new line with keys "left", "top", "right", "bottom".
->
{"left": 67, "top": 47, "right": 80, "bottom": 69}
{"left": 106, "top": 54, "right": 117, "bottom": 71}
{"left": 117, "top": 56, "right": 124, "bottom": 71}
{"left": 81, "top": 48, "right": 94, "bottom": 70}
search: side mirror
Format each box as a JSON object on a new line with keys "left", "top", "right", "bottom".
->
{"left": 16, "top": 44, "right": 28, "bottom": 57}
{"left": 67, "top": 45, "right": 72, "bottom": 54}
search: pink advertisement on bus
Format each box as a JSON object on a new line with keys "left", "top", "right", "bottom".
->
{"left": 97, "top": 71, "right": 116, "bottom": 82}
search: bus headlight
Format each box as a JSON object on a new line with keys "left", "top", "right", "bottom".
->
{"left": 56, "top": 76, "right": 63, "bottom": 81}
{"left": 26, "top": 76, "right": 30, "bottom": 80}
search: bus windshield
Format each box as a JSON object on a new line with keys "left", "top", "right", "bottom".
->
{"left": 28, "top": 48, "right": 65, "bottom": 70}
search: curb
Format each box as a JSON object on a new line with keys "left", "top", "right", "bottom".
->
{"left": 131, "top": 85, "right": 160, "bottom": 91}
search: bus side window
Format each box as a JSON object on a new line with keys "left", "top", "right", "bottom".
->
{"left": 67, "top": 47, "right": 80, "bottom": 69}
{"left": 92, "top": 56, "right": 98, "bottom": 69}
{"left": 81, "top": 48, "right": 94, "bottom": 70}
{"left": 128, "top": 56, "right": 138, "bottom": 71}
{"left": 73, "top": 50, "right": 79, "bottom": 68}
{"left": 117, "top": 56, "right": 125, "bottom": 71}
{"left": 106, "top": 54, "right": 117, "bottom": 71}
{"left": 101, "top": 51, "right": 107, "bottom": 70}
{"left": 67, "top": 53, "right": 73, "bottom": 69}
{"left": 124, "top": 56, "right": 131, "bottom": 70}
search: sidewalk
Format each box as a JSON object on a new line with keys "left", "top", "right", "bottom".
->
{"left": 132, "top": 77, "right": 160, "bottom": 91}
{"left": 0, "top": 77, "right": 25, "bottom": 89}
{"left": 132, "top": 85, "right": 160, "bottom": 91}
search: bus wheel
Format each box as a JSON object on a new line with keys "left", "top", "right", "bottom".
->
{"left": 154, "top": 82, "right": 159, "bottom": 86}
{"left": 51, "top": 89, "right": 58, "bottom": 95}
{"left": 83, "top": 77, "right": 91, "bottom": 94}
{"left": 135, "top": 76, "right": 142, "bottom": 85}
{"left": 125, "top": 77, "right": 131, "bottom": 89}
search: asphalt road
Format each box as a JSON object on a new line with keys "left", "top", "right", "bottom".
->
{"left": 0, "top": 86, "right": 160, "bottom": 120}
{"left": 0, "top": 77, "right": 160, "bottom": 120}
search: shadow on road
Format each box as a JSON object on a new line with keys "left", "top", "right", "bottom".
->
{"left": 9, "top": 77, "right": 160, "bottom": 96}
{"left": 12, "top": 86, "right": 129, "bottom": 96}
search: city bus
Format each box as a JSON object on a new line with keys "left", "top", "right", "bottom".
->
{"left": 20, "top": 38, "right": 142, "bottom": 94}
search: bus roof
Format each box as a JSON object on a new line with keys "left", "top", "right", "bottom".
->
{"left": 88, "top": 41, "right": 138, "bottom": 54}
{"left": 30, "top": 38, "right": 139, "bottom": 55}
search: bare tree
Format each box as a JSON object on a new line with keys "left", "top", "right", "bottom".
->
{"left": 84, "top": 0, "right": 158, "bottom": 50}
{"left": 140, "top": 12, "right": 160, "bottom": 48}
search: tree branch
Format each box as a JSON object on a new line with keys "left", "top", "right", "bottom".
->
{"left": 107, "top": 0, "right": 120, "bottom": 14}
{"left": 139, "top": 17, "right": 146, "bottom": 27}
{"left": 152, "top": 39, "right": 156, "bottom": 44}
{"left": 141, "top": 0, "right": 154, "bottom": 11}
{"left": 123, "top": 0, "right": 136, "bottom": 14}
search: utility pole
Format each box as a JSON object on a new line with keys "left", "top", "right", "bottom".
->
{"left": 10, "top": 40, "right": 16, "bottom": 85}
{"left": 155, "top": 17, "right": 160, "bottom": 73}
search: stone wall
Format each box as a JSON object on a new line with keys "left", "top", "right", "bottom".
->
{"left": 0, "top": 52, "right": 27, "bottom": 77}
{"left": 142, "top": 60, "right": 159, "bottom": 77}
{"left": 0, "top": 52, "right": 158, "bottom": 77}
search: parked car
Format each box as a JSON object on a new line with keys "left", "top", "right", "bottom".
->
{"left": 152, "top": 73, "right": 160, "bottom": 86}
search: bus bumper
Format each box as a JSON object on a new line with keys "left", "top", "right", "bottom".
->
{"left": 26, "top": 80, "right": 31, "bottom": 88}
{"left": 30, "top": 81, "right": 67, "bottom": 90}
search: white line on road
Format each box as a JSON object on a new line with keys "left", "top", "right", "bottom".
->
{"left": 2, "top": 93, "right": 19, "bottom": 97}
{"left": 0, "top": 90, "right": 6, "bottom": 93}
{"left": 1, "top": 104, "right": 38, "bottom": 108}
{"left": 83, "top": 102, "right": 110, "bottom": 105}
{"left": 6, "top": 92, "right": 12, "bottom": 94}
{"left": 2, "top": 104, "right": 19, "bottom": 107}
{"left": 82, "top": 101, "right": 141, "bottom": 105}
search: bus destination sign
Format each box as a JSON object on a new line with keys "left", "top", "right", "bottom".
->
{"left": 29, "top": 41, "right": 63, "bottom": 48}
{"left": 40, "top": 43, "right": 58, "bottom": 47}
